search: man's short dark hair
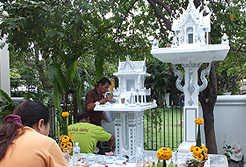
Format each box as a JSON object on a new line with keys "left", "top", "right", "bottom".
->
{"left": 96, "top": 77, "right": 111, "bottom": 87}
{"left": 77, "top": 112, "right": 90, "bottom": 122}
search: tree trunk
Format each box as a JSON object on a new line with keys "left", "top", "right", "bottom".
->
{"left": 34, "top": 49, "right": 49, "bottom": 89}
{"left": 199, "top": 62, "right": 218, "bottom": 153}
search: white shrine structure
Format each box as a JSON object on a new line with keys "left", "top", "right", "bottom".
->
{"left": 95, "top": 56, "right": 157, "bottom": 162}
{"left": 151, "top": 0, "right": 230, "bottom": 152}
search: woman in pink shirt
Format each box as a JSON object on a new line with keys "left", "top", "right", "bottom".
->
{"left": 0, "top": 100, "right": 67, "bottom": 167}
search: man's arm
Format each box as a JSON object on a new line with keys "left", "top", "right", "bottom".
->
{"left": 108, "top": 135, "right": 115, "bottom": 151}
{"left": 86, "top": 95, "right": 113, "bottom": 111}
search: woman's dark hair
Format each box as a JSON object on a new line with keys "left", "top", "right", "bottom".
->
{"left": 0, "top": 100, "right": 50, "bottom": 161}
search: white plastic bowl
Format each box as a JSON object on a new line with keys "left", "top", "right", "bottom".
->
{"left": 104, "top": 156, "right": 115, "bottom": 164}
{"left": 87, "top": 154, "right": 96, "bottom": 161}
{"left": 115, "top": 157, "right": 126, "bottom": 165}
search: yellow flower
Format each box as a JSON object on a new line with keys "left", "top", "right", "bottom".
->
{"left": 17, "top": 27, "right": 20, "bottom": 32}
{"left": 202, "top": 145, "right": 208, "bottom": 153}
{"left": 67, "top": 142, "right": 73, "bottom": 148}
{"left": 61, "top": 135, "right": 70, "bottom": 142}
{"left": 68, "top": 134, "right": 74, "bottom": 140}
{"left": 190, "top": 145, "right": 195, "bottom": 151}
{"left": 204, "top": 153, "right": 208, "bottom": 160}
{"left": 157, "top": 147, "right": 172, "bottom": 160}
{"left": 194, "top": 118, "right": 204, "bottom": 125}
{"left": 59, "top": 134, "right": 64, "bottom": 140}
{"left": 192, "top": 146, "right": 202, "bottom": 155}
{"left": 196, "top": 154, "right": 204, "bottom": 161}
{"left": 62, "top": 111, "right": 69, "bottom": 117}
{"left": 60, "top": 142, "right": 66, "bottom": 148}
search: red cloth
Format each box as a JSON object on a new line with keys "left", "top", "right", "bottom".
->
{"left": 85, "top": 88, "right": 104, "bottom": 126}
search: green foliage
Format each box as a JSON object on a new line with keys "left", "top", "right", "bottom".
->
{"left": 145, "top": 59, "right": 176, "bottom": 107}
{"left": 208, "top": 0, "right": 246, "bottom": 94}
{"left": 223, "top": 144, "right": 233, "bottom": 160}
{"left": 10, "top": 68, "right": 22, "bottom": 89}
{"left": 0, "top": 89, "right": 19, "bottom": 120}
{"left": 24, "top": 89, "right": 53, "bottom": 106}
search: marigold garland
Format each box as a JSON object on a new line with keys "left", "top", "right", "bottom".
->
{"left": 190, "top": 144, "right": 208, "bottom": 162}
{"left": 194, "top": 118, "right": 203, "bottom": 124}
{"left": 62, "top": 111, "right": 69, "bottom": 118}
{"left": 156, "top": 147, "right": 172, "bottom": 160}
{"left": 58, "top": 134, "right": 74, "bottom": 151}
{"left": 187, "top": 118, "right": 208, "bottom": 166}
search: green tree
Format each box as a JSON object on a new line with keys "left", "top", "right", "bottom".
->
{"left": 145, "top": 59, "right": 176, "bottom": 107}
{"left": 1, "top": 0, "right": 245, "bottom": 153}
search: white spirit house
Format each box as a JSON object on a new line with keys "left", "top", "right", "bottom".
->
{"left": 151, "top": 0, "right": 230, "bottom": 152}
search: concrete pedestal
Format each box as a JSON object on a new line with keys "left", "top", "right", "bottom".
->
{"left": 114, "top": 111, "right": 144, "bottom": 162}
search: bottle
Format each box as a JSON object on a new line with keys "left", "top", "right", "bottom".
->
{"left": 157, "top": 160, "right": 162, "bottom": 167}
{"left": 136, "top": 147, "right": 143, "bottom": 167}
{"left": 73, "top": 142, "right": 80, "bottom": 166}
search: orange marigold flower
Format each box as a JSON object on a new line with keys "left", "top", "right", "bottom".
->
{"left": 190, "top": 145, "right": 195, "bottom": 151}
{"left": 61, "top": 135, "right": 70, "bottom": 142}
{"left": 62, "top": 111, "right": 69, "bottom": 118}
{"left": 68, "top": 134, "right": 74, "bottom": 140}
{"left": 203, "top": 153, "right": 208, "bottom": 160}
{"left": 156, "top": 147, "right": 172, "bottom": 160}
{"left": 59, "top": 134, "right": 64, "bottom": 140}
{"left": 60, "top": 142, "right": 66, "bottom": 148}
{"left": 202, "top": 145, "right": 208, "bottom": 153}
{"left": 67, "top": 142, "right": 73, "bottom": 148}
{"left": 195, "top": 118, "right": 204, "bottom": 125}
{"left": 196, "top": 154, "right": 204, "bottom": 161}
{"left": 193, "top": 146, "right": 202, "bottom": 155}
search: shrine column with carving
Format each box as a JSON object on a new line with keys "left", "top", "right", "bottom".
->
{"left": 174, "top": 63, "right": 211, "bottom": 152}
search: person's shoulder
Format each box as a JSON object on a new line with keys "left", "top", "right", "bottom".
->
{"left": 86, "top": 88, "right": 97, "bottom": 94}
{"left": 24, "top": 127, "right": 56, "bottom": 144}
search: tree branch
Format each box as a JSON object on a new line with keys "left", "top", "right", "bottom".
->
{"left": 116, "top": 0, "right": 138, "bottom": 34}
{"left": 147, "top": 0, "right": 172, "bottom": 31}
{"left": 151, "top": 0, "right": 175, "bottom": 18}
{"left": 157, "top": 17, "right": 171, "bottom": 43}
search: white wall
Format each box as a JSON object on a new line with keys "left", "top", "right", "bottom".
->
{"left": 0, "top": 29, "right": 10, "bottom": 96}
{"left": 200, "top": 95, "right": 246, "bottom": 161}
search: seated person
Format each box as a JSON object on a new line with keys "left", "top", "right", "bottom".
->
{"left": 0, "top": 100, "right": 67, "bottom": 167}
{"left": 68, "top": 112, "right": 115, "bottom": 154}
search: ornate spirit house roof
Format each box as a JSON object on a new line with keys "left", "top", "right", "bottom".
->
{"left": 115, "top": 55, "right": 148, "bottom": 75}
{"left": 151, "top": 0, "right": 230, "bottom": 64}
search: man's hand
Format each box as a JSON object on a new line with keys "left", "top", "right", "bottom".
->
{"left": 105, "top": 95, "right": 113, "bottom": 102}
{"left": 108, "top": 143, "right": 115, "bottom": 151}
{"left": 108, "top": 135, "right": 115, "bottom": 151}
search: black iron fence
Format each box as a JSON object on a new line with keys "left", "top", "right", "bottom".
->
{"left": 48, "top": 105, "right": 184, "bottom": 150}
{"left": 144, "top": 106, "right": 183, "bottom": 151}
